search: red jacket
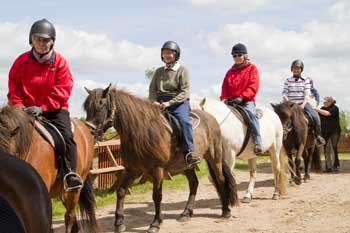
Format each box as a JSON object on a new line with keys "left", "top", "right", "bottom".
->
{"left": 220, "top": 62, "right": 260, "bottom": 103}
{"left": 7, "top": 51, "right": 73, "bottom": 112}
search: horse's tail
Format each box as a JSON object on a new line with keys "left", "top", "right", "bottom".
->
{"left": 78, "top": 176, "right": 99, "bottom": 233}
{"left": 278, "top": 146, "right": 288, "bottom": 196}
{"left": 311, "top": 145, "right": 322, "bottom": 173}
{"left": 207, "top": 159, "right": 239, "bottom": 207}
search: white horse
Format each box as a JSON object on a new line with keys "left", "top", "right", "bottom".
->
{"left": 191, "top": 97, "right": 287, "bottom": 203}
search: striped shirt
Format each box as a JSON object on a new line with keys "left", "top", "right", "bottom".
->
{"left": 282, "top": 76, "right": 311, "bottom": 104}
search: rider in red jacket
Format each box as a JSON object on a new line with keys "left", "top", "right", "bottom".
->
{"left": 7, "top": 19, "right": 82, "bottom": 190}
{"left": 220, "top": 43, "right": 262, "bottom": 154}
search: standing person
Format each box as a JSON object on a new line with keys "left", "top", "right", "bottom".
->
{"left": 220, "top": 43, "right": 263, "bottom": 154}
{"left": 314, "top": 96, "right": 341, "bottom": 172}
{"left": 282, "top": 59, "right": 325, "bottom": 145}
{"left": 7, "top": 18, "right": 82, "bottom": 190}
{"left": 149, "top": 41, "right": 200, "bottom": 168}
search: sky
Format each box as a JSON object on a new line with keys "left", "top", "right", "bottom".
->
{"left": 0, "top": 0, "right": 349, "bottom": 117}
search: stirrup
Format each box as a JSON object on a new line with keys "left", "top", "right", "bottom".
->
{"left": 63, "top": 171, "right": 84, "bottom": 192}
{"left": 185, "top": 152, "right": 201, "bottom": 168}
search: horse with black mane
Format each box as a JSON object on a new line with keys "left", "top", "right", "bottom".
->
{"left": 0, "top": 150, "right": 51, "bottom": 233}
{"left": 0, "top": 106, "right": 98, "bottom": 233}
{"left": 84, "top": 84, "right": 239, "bottom": 233}
{"left": 271, "top": 101, "right": 321, "bottom": 185}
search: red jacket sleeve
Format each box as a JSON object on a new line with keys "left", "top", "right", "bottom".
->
{"left": 220, "top": 70, "right": 230, "bottom": 101}
{"left": 7, "top": 58, "right": 25, "bottom": 107}
{"left": 42, "top": 57, "right": 73, "bottom": 112}
{"left": 241, "top": 65, "right": 259, "bottom": 102}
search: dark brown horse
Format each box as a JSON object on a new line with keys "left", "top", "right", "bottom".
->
{"left": 0, "top": 151, "right": 51, "bottom": 233}
{"left": 0, "top": 105, "right": 98, "bottom": 233}
{"left": 271, "top": 102, "right": 321, "bottom": 185}
{"left": 84, "top": 84, "right": 239, "bottom": 233}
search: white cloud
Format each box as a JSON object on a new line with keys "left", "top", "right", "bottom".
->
{"left": 189, "top": 0, "right": 270, "bottom": 12}
{"left": 329, "top": 0, "right": 350, "bottom": 22}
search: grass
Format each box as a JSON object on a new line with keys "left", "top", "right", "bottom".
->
{"left": 52, "top": 153, "right": 349, "bottom": 218}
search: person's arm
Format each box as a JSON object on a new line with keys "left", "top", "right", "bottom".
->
{"left": 301, "top": 78, "right": 311, "bottom": 109}
{"left": 168, "top": 67, "right": 189, "bottom": 105}
{"left": 220, "top": 70, "right": 230, "bottom": 101}
{"left": 282, "top": 79, "right": 289, "bottom": 102}
{"left": 41, "top": 58, "right": 73, "bottom": 112}
{"left": 7, "top": 58, "right": 25, "bottom": 106}
{"left": 314, "top": 108, "right": 331, "bottom": 116}
{"left": 148, "top": 69, "right": 158, "bottom": 103}
{"left": 240, "top": 65, "right": 259, "bottom": 102}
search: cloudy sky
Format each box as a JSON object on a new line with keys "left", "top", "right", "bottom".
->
{"left": 0, "top": 0, "right": 349, "bottom": 117}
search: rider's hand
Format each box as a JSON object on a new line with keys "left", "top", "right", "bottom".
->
{"left": 232, "top": 97, "right": 243, "bottom": 104}
{"left": 25, "top": 106, "right": 42, "bottom": 117}
{"left": 160, "top": 101, "right": 170, "bottom": 110}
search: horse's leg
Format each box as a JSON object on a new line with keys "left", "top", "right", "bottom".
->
{"left": 269, "top": 149, "right": 281, "bottom": 200}
{"left": 63, "top": 192, "right": 80, "bottom": 233}
{"left": 287, "top": 151, "right": 295, "bottom": 182}
{"left": 293, "top": 144, "right": 304, "bottom": 185}
{"left": 147, "top": 167, "right": 164, "bottom": 233}
{"left": 303, "top": 148, "right": 313, "bottom": 182}
{"left": 242, "top": 158, "right": 257, "bottom": 203}
{"left": 115, "top": 170, "right": 139, "bottom": 233}
{"left": 177, "top": 169, "right": 198, "bottom": 222}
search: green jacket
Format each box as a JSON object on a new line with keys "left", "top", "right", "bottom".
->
{"left": 148, "top": 64, "right": 189, "bottom": 105}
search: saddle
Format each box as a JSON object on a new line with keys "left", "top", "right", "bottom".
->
{"left": 226, "top": 104, "right": 263, "bottom": 156}
{"left": 303, "top": 111, "right": 315, "bottom": 134}
{"left": 33, "top": 116, "right": 74, "bottom": 168}
{"left": 160, "top": 111, "right": 200, "bottom": 142}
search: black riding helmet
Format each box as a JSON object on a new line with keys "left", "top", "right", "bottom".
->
{"left": 29, "top": 19, "right": 56, "bottom": 45}
{"left": 231, "top": 43, "right": 248, "bottom": 55}
{"left": 291, "top": 59, "right": 304, "bottom": 72}
{"left": 161, "top": 41, "right": 181, "bottom": 61}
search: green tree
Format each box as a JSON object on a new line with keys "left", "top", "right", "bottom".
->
{"left": 339, "top": 110, "right": 349, "bottom": 135}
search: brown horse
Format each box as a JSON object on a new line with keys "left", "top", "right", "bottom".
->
{"left": 84, "top": 84, "right": 239, "bottom": 233}
{"left": 0, "top": 105, "right": 98, "bottom": 233}
{"left": 0, "top": 151, "right": 52, "bottom": 233}
{"left": 271, "top": 102, "right": 321, "bottom": 185}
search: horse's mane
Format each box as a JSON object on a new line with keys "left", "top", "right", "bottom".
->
{"left": 84, "top": 87, "right": 169, "bottom": 164}
{"left": 0, "top": 105, "right": 33, "bottom": 154}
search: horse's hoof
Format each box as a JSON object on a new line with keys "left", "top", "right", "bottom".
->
{"left": 272, "top": 193, "right": 280, "bottom": 200}
{"left": 241, "top": 197, "right": 251, "bottom": 203}
{"left": 147, "top": 226, "right": 160, "bottom": 233}
{"left": 221, "top": 210, "right": 231, "bottom": 219}
{"left": 293, "top": 177, "right": 302, "bottom": 185}
{"left": 114, "top": 224, "right": 126, "bottom": 233}
{"left": 177, "top": 214, "right": 191, "bottom": 222}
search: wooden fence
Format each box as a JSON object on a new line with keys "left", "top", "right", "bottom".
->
{"left": 338, "top": 135, "right": 350, "bottom": 153}
{"left": 90, "top": 140, "right": 124, "bottom": 190}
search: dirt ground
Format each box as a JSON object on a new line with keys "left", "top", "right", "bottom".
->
{"left": 53, "top": 160, "right": 350, "bottom": 233}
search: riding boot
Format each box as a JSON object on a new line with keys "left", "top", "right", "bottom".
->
{"left": 184, "top": 152, "right": 201, "bottom": 168}
{"left": 315, "top": 125, "right": 326, "bottom": 146}
{"left": 254, "top": 143, "right": 263, "bottom": 155}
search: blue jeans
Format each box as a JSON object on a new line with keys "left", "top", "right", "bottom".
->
{"left": 242, "top": 101, "right": 262, "bottom": 145}
{"left": 157, "top": 96, "right": 194, "bottom": 153}
{"left": 304, "top": 103, "right": 320, "bottom": 126}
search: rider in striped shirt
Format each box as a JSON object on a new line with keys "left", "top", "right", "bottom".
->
{"left": 282, "top": 59, "right": 325, "bottom": 146}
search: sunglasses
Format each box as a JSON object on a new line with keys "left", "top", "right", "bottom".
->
{"left": 233, "top": 54, "right": 244, "bottom": 58}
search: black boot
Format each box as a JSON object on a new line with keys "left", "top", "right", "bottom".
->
{"left": 315, "top": 125, "right": 326, "bottom": 146}
{"left": 185, "top": 152, "right": 201, "bottom": 168}
{"left": 254, "top": 143, "right": 263, "bottom": 155}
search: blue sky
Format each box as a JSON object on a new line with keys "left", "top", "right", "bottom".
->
{"left": 0, "top": 0, "right": 349, "bottom": 117}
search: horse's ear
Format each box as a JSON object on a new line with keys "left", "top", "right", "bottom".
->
{"left": 84, "top": 87, "right": 92, "bottom": 95}
{"left": 102, "top": 83, "right": 112, "bottom": 98}
{"left": 199, "top": 98, "right": 206, "bottom": 108}
{"left": 10, "top": 127, "right": 19, "bottom": 137}
{"left": 270, "top": 103, "right": 277, "bottom": 110}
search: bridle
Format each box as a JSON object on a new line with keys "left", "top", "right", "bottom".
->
{"left": 282, "top": 119, "right": 292, "bottom": 140}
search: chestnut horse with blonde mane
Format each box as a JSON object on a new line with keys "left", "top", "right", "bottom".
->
{"left": 0, "top": 105, "right": 98, "bottom": 233}
{"left": 83, "top": 84, "right": 239, "bottom": 233}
